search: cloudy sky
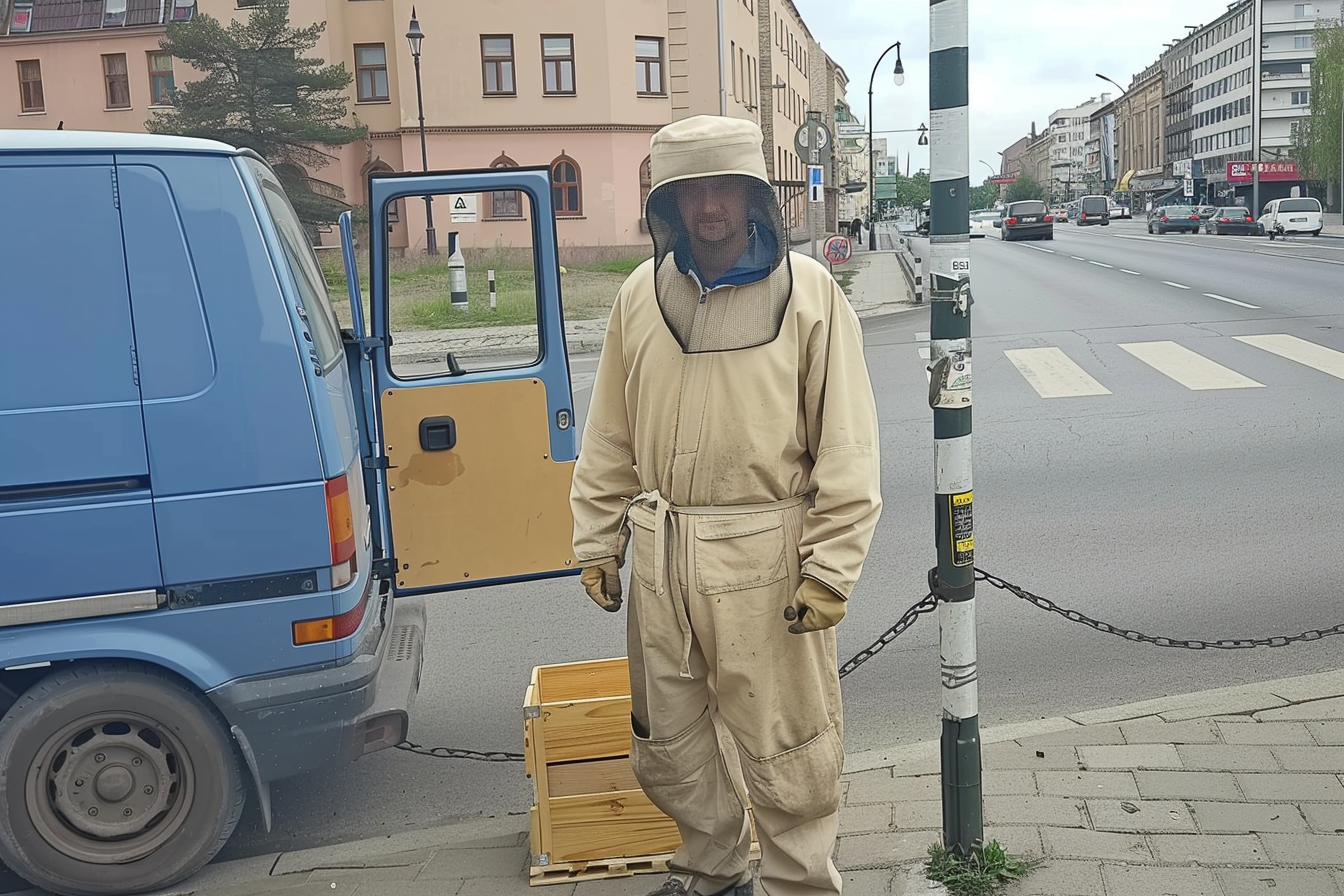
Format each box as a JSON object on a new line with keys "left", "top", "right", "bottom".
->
{"left": 789, "top": 0, "right": 1241, "bottom": 178}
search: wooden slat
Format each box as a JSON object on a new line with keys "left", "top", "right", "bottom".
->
{"left": 546, "top": 790, "right": 682, "bottom": 863}
{"left": 547, "top": 757, "right": 639, "bottom": 798}
{"left": 529, "top": 851, "right": 673, "bottom": 887}
{"left": 538, "top": 696, "right": 631, "bottom": 763}
{"left": 536, "top": 657, "right": 630, "bottom": 704}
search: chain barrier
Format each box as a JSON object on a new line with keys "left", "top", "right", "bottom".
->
{"left": 402, "top": 568, "right": 1344, "bottom": 759}
{"left": 395, "top": 741, "right": 524, "bottom": 762}
{"left": 837, "top": 593, "right": 939, "bottom": 679}
{"left": 973, "top": 567, "right": 1344, "bottom": 649}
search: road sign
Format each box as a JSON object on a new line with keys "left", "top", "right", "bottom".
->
{"left": 823, "top": 235, "right": 852, "bottom": 264}
{"left": 1182, "top": 178, "right": 1194, "bottom": 198}
{"left": 808, "top": 165, "right": 824, "bottom": 203}
{"left": 449, "top": 194, "right": 478, "bottom": 222}
{"left": 794, "top": 122, "right": 833, "bottom": 164}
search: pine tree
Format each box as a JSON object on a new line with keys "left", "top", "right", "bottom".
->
{"left": 147, "top": 0, "right": 365, "bottom": 228}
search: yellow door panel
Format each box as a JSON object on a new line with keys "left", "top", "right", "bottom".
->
{"left": 381, "top": 377, "right": 576, "bottom": 590}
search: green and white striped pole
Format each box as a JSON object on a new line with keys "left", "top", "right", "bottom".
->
{"left": 927, "top": 0, "right": 982, "bottom": 859}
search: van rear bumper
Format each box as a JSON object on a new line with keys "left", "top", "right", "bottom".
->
{"left": 208, "top": 584, "right": 426, "bottom": 784}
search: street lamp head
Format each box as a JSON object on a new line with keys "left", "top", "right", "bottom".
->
{"left": 406, "top": 8, "right": 424, "bottom": 58}
{"left": 917, "top": 123, "right": 929, "bottom": 146}
{"left": 892, "top": 42, "right": 905, "bottom": 87}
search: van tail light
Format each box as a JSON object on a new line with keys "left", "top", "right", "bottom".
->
{"left": 1044, "top": 214, "right": 1054, "bottom": 222}
{"left": 293, "top": 579, "right": 370, "bottom": 645}
{"left": 325, "top": 470, "right": 357, "bottom": 589}
{"left": 1005, "top": 216, "right": 1017, "bottom": 225}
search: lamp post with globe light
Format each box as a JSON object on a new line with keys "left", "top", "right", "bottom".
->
{"left": 406, "top": 9, "right": 436, "bottom": 255}
{"left": 868, "top": 42, "right": 906, "bottom": 250}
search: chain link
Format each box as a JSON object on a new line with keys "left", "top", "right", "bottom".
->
{"left": 837, "top": 593, "right": 940, "bottom": 679}
{"left": 974, "top": 567, "right": 1344, "bottom": 649}
{"left": 395, "top": 741, "right": 524, "bottom": 762}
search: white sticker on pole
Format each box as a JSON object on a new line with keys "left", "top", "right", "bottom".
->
{"left": 950, "top": 257, "right": 970, "bottom": 279}
{"left": 808, "top": 165, "right": 824, "bottom": 203}
{"left": 449, "top": 194, "right": 478, "bottom": 222}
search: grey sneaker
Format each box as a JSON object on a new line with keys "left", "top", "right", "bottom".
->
{"left": 645, "top": 877, "right": 753, "bottom": 896}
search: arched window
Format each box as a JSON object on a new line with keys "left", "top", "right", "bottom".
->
{"left": 488, "top": 152, "right": 521, "bottom": 219}
{"left": 639, "top": 155, "right": 652, "bottom": 220}
{"left": 551, "top": 153, "right": 581, "bottom": 217}
{"left": 360, "top": 158, "right": 398, "bottom": 223}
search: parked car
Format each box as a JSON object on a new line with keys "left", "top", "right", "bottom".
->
{"left": 1075, "top": 194, "right": 1110, "bottom": 226}
{"left": 969, "top": 208, "right": 999, "bottom": 238}
{"left": 1107, "top": 202, "right": 1131, "bottom": 219}
{"left": 1148, "top": 205, "right": 1202, "bottom": 234}
{"left": 1051, "top": 206, "right": 1071, "bottom": 223}
{"left": 1258, "top": 196, "right": 1324, "bottom": 238}
{"left": 1203, "top": 206, "right": 1258, "bottom": 235}
{"left": 994, "top": 199, "right": 1054, "bottom": 241}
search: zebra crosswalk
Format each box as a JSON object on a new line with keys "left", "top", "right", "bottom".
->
{"left": 915, "top": 331, "right": 1344, "bottom": 399}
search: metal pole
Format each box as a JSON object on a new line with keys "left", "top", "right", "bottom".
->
{"left": 1252, "top": 0, "right": 1262, "bottom": 222}
{"left": 868, "top": 41, "right": 901, "bottom": 251}
{"left": 413, "top": 51, "right": 437, "bottom": 256}
{"left": 810, "top": 112, "right": 820, "bottom": 261}
{"left": 928, "top": 0, "right": 981, "bottom": 860}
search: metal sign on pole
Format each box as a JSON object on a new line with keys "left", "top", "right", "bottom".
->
{"left": 927, "top": 0, "right": 982, "bottom": 861}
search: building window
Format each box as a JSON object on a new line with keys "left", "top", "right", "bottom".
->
{"left": 635, "top": 37, "right": 664, "bottom": 95}
{"left": 481, "top": 35, "right": 515, "bottom": 96}
{"left": 541, "top": 35, "right": 575, "bottom": 95}
{"left": 17, "top": 59, "right": 42, "bottom": 112}
{"left": 1295, "top": 35, "right": 1312, "bottom": 49}
{"left": 639, "top": 155, "right": 652, "bottom": 218}
{"left": 147, "top": 52, "right": 174, "bottom": 105}
{"left": 355, "top": 44, "right": 389, "bottom": 102}
{"left": 1294, "top": 3, "right": 1313, "bottom": 17}
{"left": 104, "top": 0, "right": 127, "bottom": 25}
{"left": 170, "top": 0, "right": 195, "bottom": 22}
{"left": 9, "top": 1, "right": 34, "bottom": 32}
{"left": 103, "top": 54, "right": 131, "bottom": 109}
{"left": 551, "top": 154, "right": 581, "bottom": 216}
{"left": 488, "top": 153, "right": 521, "bottom": 219}
{"left": 1292, "top": 90, "right": 1310, "bottom": 104}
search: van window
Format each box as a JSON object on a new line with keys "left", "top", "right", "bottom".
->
{"left": 245, "top": 159, "right": 344, "bottom": 371}
{"left": 1277, "top": 198, "right": 1320, "bottom": 213}
{"left": 1079, "top": 196, "right": 1108, "bottom": 213}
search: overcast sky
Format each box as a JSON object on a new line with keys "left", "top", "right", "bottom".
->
{"left": 789, "top": 0, "right": 1241, "bottom": 178}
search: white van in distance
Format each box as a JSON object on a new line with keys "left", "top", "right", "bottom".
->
{"left": 1258, "top": 196, "right": 1323, "bottom": 239}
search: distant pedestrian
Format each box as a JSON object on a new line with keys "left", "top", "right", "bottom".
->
{"left": 849, "top": 217, "right": 862, "bottom": 240}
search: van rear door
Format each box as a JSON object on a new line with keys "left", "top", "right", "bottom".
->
{"left": 360, "top": 167, "right": 577, "bottom": 595}
{"left": 0, "top": 156, "right": 161, "bottom": 612}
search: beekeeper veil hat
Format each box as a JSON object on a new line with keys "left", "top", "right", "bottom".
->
{"left": 644, "top": 115, "right": 793, "bottom": 353}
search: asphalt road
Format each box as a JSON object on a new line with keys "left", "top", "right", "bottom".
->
{"left": 6, "top": 220, "right": 1343, "bottom": 891}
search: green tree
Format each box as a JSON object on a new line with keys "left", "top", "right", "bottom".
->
{"left": 147, "top": 0, "right": 365, "bottom": 228}
{"left": 970, "top": 180, "right": 1000, "bottom": 210}
{"left": 1292, "top": 7, "right": 1344, "bottom": 208}
{"left": 891, "top": 170, "right": 931, "bottom": 210}
{"left": 1004, "top": 173, "right": 1047, "bottom": 203}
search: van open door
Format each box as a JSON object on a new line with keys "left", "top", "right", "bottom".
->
{"left": 364, "top": 167, "right": 578, "bottom": 595}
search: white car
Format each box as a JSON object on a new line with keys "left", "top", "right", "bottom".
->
{"left": 1258, "top": 196, "right": 1323, "bottom": 238}
{"left": 1108, "top": 203, "right": 1132, "bottom": 219}
{"left": 969, "top": 208, "right": 1000, "bottom": 238}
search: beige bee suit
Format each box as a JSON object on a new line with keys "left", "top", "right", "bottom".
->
{"left": 571, "top": 245, "right": 882, "bottom": 896}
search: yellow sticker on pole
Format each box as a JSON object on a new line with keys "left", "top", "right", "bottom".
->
{"left": 949, "top": 491, "right": 973, "bottom": 566}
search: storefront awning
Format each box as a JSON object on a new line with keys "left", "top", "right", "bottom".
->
{"left": 1115, "top": 169, "right": 1135, "bottom": 192}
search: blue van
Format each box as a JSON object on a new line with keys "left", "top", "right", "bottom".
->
{"left": 0, "top": 132, "right": 577, "bottom": 896}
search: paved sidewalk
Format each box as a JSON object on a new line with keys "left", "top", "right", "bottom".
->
{"left": 30, "top": 668, "right": 1323, "bottom": 896}
{"left": 388, "top": 243, "right": 922, "bottom": 365}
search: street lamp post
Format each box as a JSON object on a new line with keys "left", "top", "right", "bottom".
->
{"left": 1096, "top": 74, "right": 1127, "bottom": 196}
{"left": 406, "top": 8, "right": 437, "bottom": 256}
{"left": 868, "top": 41, "right": 905, "bottom": 250}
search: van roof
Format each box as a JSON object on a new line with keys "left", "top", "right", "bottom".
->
{"left": 0, "top": 129, "right": 240, "bottom": 155}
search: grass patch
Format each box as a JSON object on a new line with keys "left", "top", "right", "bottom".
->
{"left": 925, "top": 840, "right": 1041, "bottom": 896}
{"left": 833, "top": 268, "right": 857, "bottom": 294}
{"left": 315, "top": 251, "right": 636, "bottom": 331}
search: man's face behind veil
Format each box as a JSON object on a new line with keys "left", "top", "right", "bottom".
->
{"left": 673, "top": 176, "right": 749, "bottom": 251}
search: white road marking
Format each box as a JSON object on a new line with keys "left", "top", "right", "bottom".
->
{"left": 1161, "top": 281, "right": 1190, "bottom": 289}
{"left": 1025, "top": 244, "right": 1055, "bottom": 253}
{"left": 1120, "top": 269, "right": 1142, "bottom": 275}
{"left": 1004, "top": 348, "right": 1112, "bottom": 399}
{"left": 1070, "top": 255, "right": 1086, "bottom": 261}
{"left": 1235, "top": 334, "right": 1344, "bottom": 380}
{"left": 1203, "top": 293, "right": 1260, "bottom": 309}
{"left": 1118, "top": 341, "right": 1264, "bottom": 390}
{"left": 1089, "top": 261, "right": 1114, "bottom": 268}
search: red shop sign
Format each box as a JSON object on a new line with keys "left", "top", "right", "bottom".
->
{"left": 1226, "top": 160, "right": 1299, "bottom": 183}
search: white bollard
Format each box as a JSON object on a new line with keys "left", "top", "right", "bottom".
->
{"left": 488, "top": 269, "right": 496, "bottom": 310}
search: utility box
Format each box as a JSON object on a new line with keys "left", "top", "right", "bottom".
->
{"left": 524, "top": 657, "right": 681, "bottom": 885}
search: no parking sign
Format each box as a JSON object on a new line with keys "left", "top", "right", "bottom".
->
{"left": 823, "top": 235, "right": 852, "bottom": 266}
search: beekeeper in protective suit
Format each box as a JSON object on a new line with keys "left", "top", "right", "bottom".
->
{"left": 570, "top": 115, "right": 882, "bottom": 896}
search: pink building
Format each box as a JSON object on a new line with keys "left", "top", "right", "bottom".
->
{"left": 2, "top": 0, "right": 840, "bottom": 255}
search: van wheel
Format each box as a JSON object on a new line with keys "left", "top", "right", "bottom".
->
{"left": 0, "top": 663, "right": 245, "bottom": 896}
{"left": 1312, "top": 229, "right": 1322, "bottom": 237}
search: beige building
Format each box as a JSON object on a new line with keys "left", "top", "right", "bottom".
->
{"left": 2, "top": 0, "right": 849, "bottom": 255}
{"left": 1113, "top": 62, "right": 1164, "bottom": 193}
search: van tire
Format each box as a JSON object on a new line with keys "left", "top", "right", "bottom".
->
{"left": 1312, "top": 229, "right": 1322, "bottom": 237}
{"left": 0, "top": 662, "right": 245, "bottom": 896}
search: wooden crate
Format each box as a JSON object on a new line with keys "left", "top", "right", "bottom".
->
{"left": 523, "top": 657, "right": 682, "bottom": 884}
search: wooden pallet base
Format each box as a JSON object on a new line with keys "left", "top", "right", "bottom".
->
{"left": 529, "top": 843, "right": 763, "bottom": 887}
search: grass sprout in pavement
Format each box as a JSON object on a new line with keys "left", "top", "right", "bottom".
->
{"left": 925, "top": 840, "right": 1041, "bottom": 896}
